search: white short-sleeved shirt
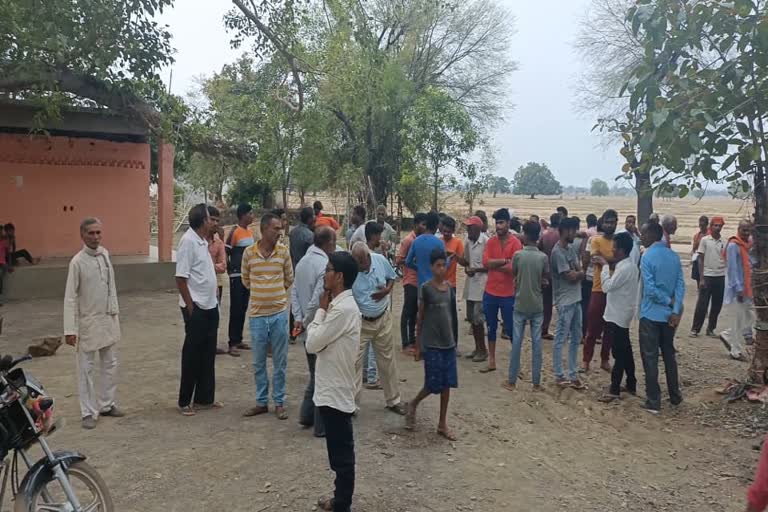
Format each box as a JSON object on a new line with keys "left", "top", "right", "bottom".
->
{"left": 175, "top": 228, "right": 218, "bottom": 310}
{"left": 698, "top": 235, "right": 726, "bottom": 277}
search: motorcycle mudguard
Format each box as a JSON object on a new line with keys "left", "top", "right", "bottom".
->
{"left": 14, "top": 450, "right": 87, "bottom": 510}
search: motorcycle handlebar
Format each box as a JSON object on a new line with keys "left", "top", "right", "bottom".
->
{"left": 0, "top": 354, "right": 32, "bottom": 372}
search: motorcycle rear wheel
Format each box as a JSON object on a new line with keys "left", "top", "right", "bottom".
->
{"left": 15, "top": 460, "right": 114, "bottom": 512}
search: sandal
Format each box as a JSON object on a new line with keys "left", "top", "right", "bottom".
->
{"left": 437, "top": 427, "right": 458, "bottom": 441}
{"left": 194, "top": 401, "right": 224, "bottom": 410}
{"left": 317, "top": 497, "right": 334, "bottom": 511}
{"left": 570, "top": 379, "right": 587, "bottom": 390}
{"left": 598, "top": 393, "right": 620, "bottom": 403}
{"left": 386, "top": 402, "right": 408, "bottom": 416}
{"left": 479, "top": 366, "right": 496, "bottom": 374}
{"left": 234, "top": 343, "right": 252, "bottom": 350}
{"left": 243, "top": 405, "right": 269, "bottom": 417}
{"left": 275, "top": 406, "right": 288, "bottom": 420}
{"left": 179, "top": 405, "right": 196, "bottom": 417}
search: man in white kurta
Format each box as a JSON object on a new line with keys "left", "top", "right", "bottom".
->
{"left": 64, "top": 218, "right": 122, "bottom": 429}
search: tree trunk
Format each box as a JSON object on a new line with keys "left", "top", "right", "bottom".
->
{"left": 493, "top": 190, "right": 497, "bottom": 198}
{"left": 750, "top": 159, "right": 768, "bottom": 383}
{"left": 635, "top": 169, "right": 653, "bottom": 223}
{"left": 433, "top": 163, "right": 439, "bottom": 212}
{"left": 529, "top": 194, "right": 535, "bottom": 199}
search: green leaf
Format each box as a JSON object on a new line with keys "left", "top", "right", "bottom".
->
{"left": 688, "top": 133, "right": 702, "bottom": 152}
{"left": 677, "top": 184, "right": 689, "bottom": 198}
{"left": 652, "top": 110, "right": 669, "bottom": 127}
{"left": 737, "top": 122, "right": 751, "bottom": 137}
{"left": 721, "top": 153, "right": 738, "bottom": 170}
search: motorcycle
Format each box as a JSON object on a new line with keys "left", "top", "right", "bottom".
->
{"left": 0, "top": 354, "right": 113, "bottom": 512}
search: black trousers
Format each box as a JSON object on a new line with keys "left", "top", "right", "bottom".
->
{"left": 691, "top": 276, "right": 725, "bottom": 333}
{"left": 580, "top": 280, "right": 592, "bottom": 337}
{"left": 400, "top": 284, "right": 418, "bottom": 348}
{"left": 179, "top": 306, "right": 219, "bottom": 408}
{"left": 638, "top": 318, "right": 682, "bottom": 411}
{"left": 319, "top": 406, "right": 355, "bottom": 512}
{"left": 450, "top": 286, "right": 459, "bottom": 346}
{"left": 299, "top": 349, "right": 325, "bottom": 436}
{"left": 542, "top": 284, "right": 553, "bottom": 335}
{"left": 607, "top": 322, "right": 636, "bottom": 395}
{"left": 228, "top": 277, "right": 250, "bottom": 347}
{"left": 11, "top": 249, "right": 33, "bottom": 265}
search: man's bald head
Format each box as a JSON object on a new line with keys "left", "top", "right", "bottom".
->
{"left": 738, "top": 219, "right": 753, "bottom": 241}
{"left": 314, "top": 226, "right": 337, "bottom": 254}
{"left": 351, "top": 241, "right": 371, "bottom": 271}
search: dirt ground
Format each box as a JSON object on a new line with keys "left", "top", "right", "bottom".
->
{"left": 1, "top": 272, "right": 765, "bottom": 512}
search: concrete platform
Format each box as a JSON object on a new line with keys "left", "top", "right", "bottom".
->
{"left": 3, "top": 250, "right": 177, "bottom": 301}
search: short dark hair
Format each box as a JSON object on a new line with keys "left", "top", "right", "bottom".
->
{"left": 699, "top": 215, "right": 709, "bottom": 223}
{"left": 300, "top": 206, "right": 314, "bottom": 224}
{"left": 261, "top": 212, "right": 281, "bottom": 229}
{"left": 353, "top": 205, "right": 366, "bottom": 219}
{"left": 493, "top": 208, "right": 511, "bottom": 222}
{"left": 614, "top": 232, "right": 634, "bottom": 256}
{"left": 313, "top": 201, "right": 323, "bottom": 212}
{"left": 509, "top": 217, "right": 522, "bottom": 233}
{"left": 474, "top": 210, "right": 488, "bottom": 226}
{"left": 550, "top": 213, "right": 561, "bottom": 228}
{"left": 207, "top": 205, "right": 220, "bottom": 218}
{"left": 442, "top": 216, "right": 456, "bottom": 231}
{"left": 557, "top": 206, "right": 569, "bottom": 216}
{"left": 645, "top": 221, "right": 664, "bottom": 242}
{"left": 365, "top": 221, "right": 384, "bottom": 241}
{"left": 4, "top": 223, "right": 14, "bottom": 232}
{"left": 523, "top": 220, "right": 541, "bottom": 242}
{"left": 571, "top": 216, "right": 581, "bottom": 230}
{"left": 430, "top": 248, "right": 447, "bottom": 265}
{"left": 586, "top": 214, "right": 598, "bottom": 228}
{"left": 414, "top": 212, "right": 428, "bottom": 225}
{"left": 237, "top": 204, "right": 253, "bottom": 219}
{"left": 558, "top": 216, "right": 578, "bottom": 233}
{"left": 425, "top": 212, "right": 440, "bottom": 232}
{"left": 314, "top": 226, "right": 334, "bottom": 248}
{"left": 626, "top": 214, "right": 636, "bottom": 221}
{"left": 271, "top": 208, "right": 286, "bottom": 218}
{"left": 189, "top": 204, "right": 208, "bottom": 230}
{"left": 602, "top": 209, "right": 618, "bottom": 222}
{"left": 329, "top": 251, "right": 359, "bottom": 289}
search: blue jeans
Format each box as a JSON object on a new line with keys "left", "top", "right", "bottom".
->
{"left": 366, "top": 344, "right": 378, "bottom": 382}
{"left": 249, "top": 310, "right": 289, "bottom": 406}
{"left": 483, "top": 293, "right": 515, "bottom": 342}
{"left": 553, "top": 302, "right": 582, "bottom": 381}
{"left": 509, "top": 310, "right": 544, "bottom": 385}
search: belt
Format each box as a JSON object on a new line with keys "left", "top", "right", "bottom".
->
{"left": 362, "top": 311, "right": 386, "bottom": 322}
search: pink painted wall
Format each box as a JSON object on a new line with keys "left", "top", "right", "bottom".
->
{"left": 0, "top": 134, "right": 150, "bottom": 258}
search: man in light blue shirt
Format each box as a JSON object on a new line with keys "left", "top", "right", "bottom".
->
{"left": 720, "top": 220, "right": 755, "bottom": 360}
{"left": 350, "top": 242, "right": 406, "bottom": 415}
{"left": 290, "top": 227, "right": 337, "bottom": 437}
{"left": 638, "top": 222, "right": 684, "bottom": 414}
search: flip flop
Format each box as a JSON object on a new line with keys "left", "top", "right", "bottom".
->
{"left": 479, "top": 366, "right": 496, "bottom": 374}
{"left": 179, "top": 405, "right": 196, "bottom": 417}
{"left": 437, "top": 428, "right": 457, "bottom": 441}
{"left": 275, "top": 406, "right": 288, "bottom": 420}
{"left": 243, "top": 405, "right": 269, "bottom": 417}
{"left": 317, "top": 497, "right": 334, "bottom": 511}
{"left": 598, "top": 393, "right": 620, "bottom": 403}
{"left": 194, "top": 401, "right": 224, "bottom": 410}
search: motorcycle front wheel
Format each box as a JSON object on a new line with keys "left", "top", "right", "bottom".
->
{"left": 15, "top": 460, "right": 114, "bottom": 512}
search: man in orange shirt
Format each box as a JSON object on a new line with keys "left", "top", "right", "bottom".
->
{"left": 398, "top": 213, "right": 427, "bottom": 354}
{"left": 582, "top": 209, "right": 618, "bottom": 373}
{"left": 313, "top": 201, "right": 340, "bottom": 231}
{"left": 441, "top": 216, "right": 464, "bottom": 350}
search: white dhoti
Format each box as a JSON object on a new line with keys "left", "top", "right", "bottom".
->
{"left": 721, "top": 302, "right": 755, "bottom": 358}
{"left": 77, "top": 344, "right": 119, "bottom": 418}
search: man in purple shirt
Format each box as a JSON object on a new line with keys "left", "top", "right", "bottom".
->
{"left": 538, "top": 213, "right": 561, "bottom": 340}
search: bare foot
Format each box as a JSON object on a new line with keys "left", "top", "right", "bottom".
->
{"left": 437, "top": 426, "right": 457, "bottom": 441}
{"left": 600, "top": 361, "right": 612, "bottom": 372}
{"left": 501, "top": 381, "right": 516, "bottom": 392}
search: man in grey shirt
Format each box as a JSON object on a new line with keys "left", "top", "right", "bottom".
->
{"left": 550, "top": 217, "right": 586, "bottom": 388}
{"left": 289, "top": 207, "right": 316, "bottom": 267}
{"left": 291, "top": 227, "right": 337, "bottom": 437}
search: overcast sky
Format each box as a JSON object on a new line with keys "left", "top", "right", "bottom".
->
{"left": 159, "top": 0, "right": 625, "bottom": 187}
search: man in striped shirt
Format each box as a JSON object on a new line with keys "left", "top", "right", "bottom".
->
{"left": 242, "top": 212, "right": 295, "bottom": 420}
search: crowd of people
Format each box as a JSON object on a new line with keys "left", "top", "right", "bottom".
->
{"left": 59, "top": 200, "right": 761, "bottom": 512}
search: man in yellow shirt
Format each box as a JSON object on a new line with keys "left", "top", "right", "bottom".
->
{"left": 582, "top": 209, "right": 618, "bottom": 373}
{"left": 241, "top": 212, "right": 295, "bottom": 420}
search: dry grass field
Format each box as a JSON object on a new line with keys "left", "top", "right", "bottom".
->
{"left": 294, "top": 192, "right": 754, "bottom": 244}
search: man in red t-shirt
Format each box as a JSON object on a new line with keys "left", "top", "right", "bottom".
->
{"left": 441, "top": 216, "right": 464, "bottom": 350}
{"left": 480, "top": 208, "right": 523, "bottom": 373}
{"left": 397, "top": 213, "right": 427, "bottom": 354}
